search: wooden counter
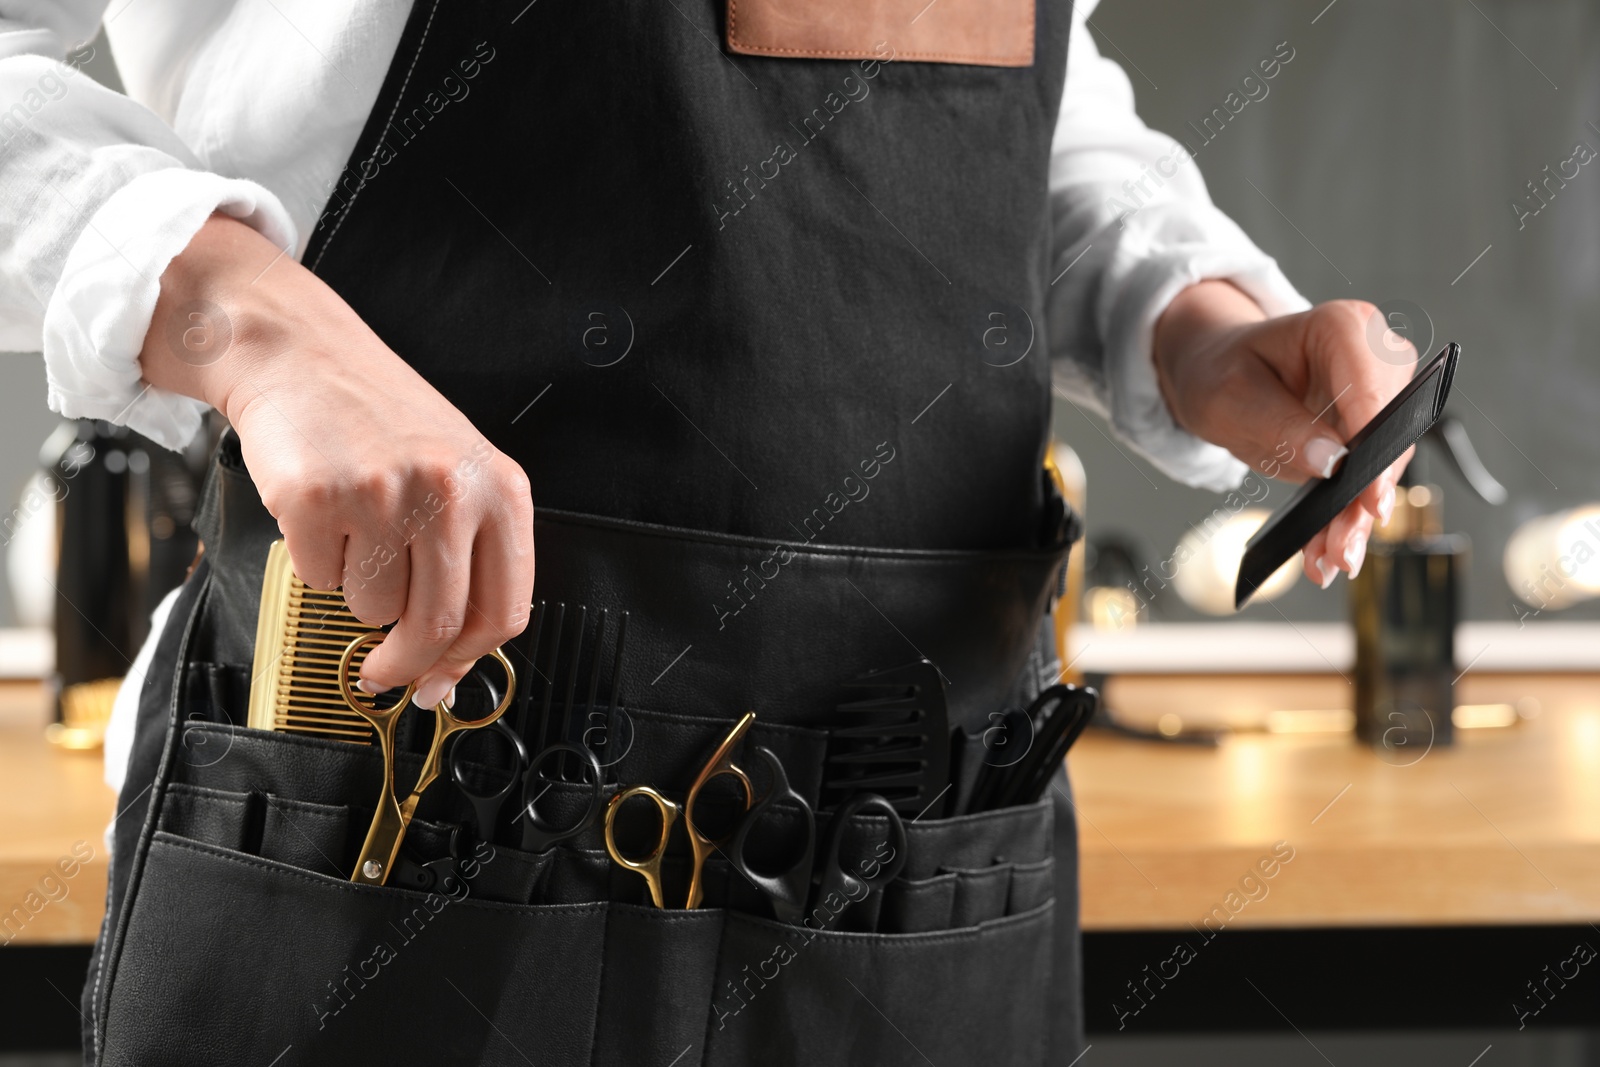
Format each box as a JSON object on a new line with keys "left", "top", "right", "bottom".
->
{"left": 0, "top": 681, "right": 113, "bottom": 946}
{"left": 4, "top": 674, "right": 1600, "bottom": 944}
{"left": 1071, "top": 672, "right": 1600, "bottom": 931}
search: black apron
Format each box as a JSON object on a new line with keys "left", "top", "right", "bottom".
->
{"left": 81, "top": 0, "right": 1083, "bottom": 1062}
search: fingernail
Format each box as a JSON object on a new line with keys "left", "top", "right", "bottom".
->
{"left": 1344, "top": 533, "right": 1367, "bottom": 579}
{"left": 356, "top": 678, "right": 383, "bottom": 695}
{"left": 445, "top": 686, "right": 457, "bottom": 710}
{"left": 1305, "top": 437, "right": 1349, "bottom": 479}
{"left": 1378, "top": 484, "right": 1396, "bottom": 525}
{"left": 413, "top": 678, "right": 450, "bottom": 710}
{"left": 1316, "top": 557, "right": 1338, "bottom": 589}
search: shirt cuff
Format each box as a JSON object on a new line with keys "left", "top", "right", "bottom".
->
{"left": 42, "top": 168, "right": 298, "bottom": 450}
{"left": 1100, "top": 211, "right": 1311, "bottom": 493}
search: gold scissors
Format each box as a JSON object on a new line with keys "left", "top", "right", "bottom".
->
{"left": 337, "top": 632, "right": 515, "bottom": 886}
{"left": 604, "top": 712, "right": 756, "bottom": 909}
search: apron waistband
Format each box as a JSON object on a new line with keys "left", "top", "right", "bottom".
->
{"left": 196, "top": 432, "right": 1075, "bottom": 733}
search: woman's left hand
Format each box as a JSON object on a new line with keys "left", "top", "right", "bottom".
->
{"left": 1154, "top": 281, "right": 1418, "bottom": 588}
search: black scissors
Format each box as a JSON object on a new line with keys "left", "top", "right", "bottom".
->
{"left": 725, "top": 746, "right": 908, "bottom": 926}
{"left": 444, "top": 666, "right": 604, "bottom": 852}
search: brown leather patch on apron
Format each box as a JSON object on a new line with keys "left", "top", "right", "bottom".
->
{"left": 726, "top": 0, "right": 1035, "bottom": 67}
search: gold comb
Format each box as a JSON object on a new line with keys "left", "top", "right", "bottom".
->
{"left": 246, "top": 538, "right": 517, "bottom": 885}
{"left": 247, "top": 539, "right": 380, "bottom": 744}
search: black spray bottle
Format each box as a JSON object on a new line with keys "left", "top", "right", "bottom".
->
{"left": 1351, "top": 418, "right": 1504, "bottom": 752}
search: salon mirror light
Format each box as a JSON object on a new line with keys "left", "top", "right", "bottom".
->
{"left": 1172, "top": 508, "right": 1300, "bottom": 616}
{"left": 1504, "top": 505, "right": 1600, "bottom": 612}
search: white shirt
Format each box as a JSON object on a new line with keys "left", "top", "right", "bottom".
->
{"left": 0, "top": 0, "right": 1306, "bottom": 494}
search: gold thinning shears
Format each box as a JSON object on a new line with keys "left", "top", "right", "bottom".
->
{"left": 603, "top": 712, "right": 756, "bottom": 909}
{"left": 337, "top": 632, "right": 516, "bottom": 886}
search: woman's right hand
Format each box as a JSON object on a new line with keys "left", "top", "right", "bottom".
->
{"left": 139, "top": 214, "right": 535, "bottom": 709}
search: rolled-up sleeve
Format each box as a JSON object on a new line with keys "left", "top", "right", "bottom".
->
{"left": 1046, "top": 1, "right": 1308, "bottom": 492}
{"left": 0, "top": 8, "right": 295, "bottom": 449}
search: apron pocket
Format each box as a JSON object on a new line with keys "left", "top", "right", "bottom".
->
{"left": 158, "top": 779, "right": 564, "bottom": 905}
{"left": 899, "top": 798, "right": 1052, "bottom": 879}
{"left": 607, "top": 708, "right": 830, "bottom": 809}
{"left": 943, "top": 862, "right": 1013, "bottom": 928}
{"left": 157, "top": 784, "right": 253, "bottom": 851}
{"left": 540, "top": 847, "right": 612, "bottom": 905}
{"left": 389, "top": 822, "right": 560, "bottom": 905}
{"left": 590, "top": 905, "right": 725, "bottom": 1065}
{"left": 161, "top": 721, "right": 660, "bottom": 907}
{"left": 100, "top": 833, "right": 609, "bottom": 1066}
{"left": 703, "top": 903, "right": 1054, "bottom": 1067}
{"left": 878, "top": 872, "right": 957, "bottom": 933}
{"left": 260, "top": 793, "right": 350, "bottom": 878}
{"left": 1007, "top": 857, "right": 1053, "bottom": 915}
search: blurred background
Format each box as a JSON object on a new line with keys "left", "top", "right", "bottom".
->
{"left": 1061, "top": 3, "right": 1600, "bottom": 1063}
{"left": 1065, "top": 0, "right": 1600, "bottom": 627}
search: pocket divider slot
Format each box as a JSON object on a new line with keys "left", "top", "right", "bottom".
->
{"left": 943, "top": 862, "right": 1014, "bottom": 928}
{"left": 703, "top": 904, "right": 1055, "bottom": 1067}
{"left": 879, "top": 871, "right": 957, "bottom": 934}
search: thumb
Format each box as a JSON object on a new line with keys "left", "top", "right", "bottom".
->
{"left": 1277, "top": 416, "right": 1349, "bottom": 483}
{"left": 1212, "top": 368, "right": 1349, "bottom": 483}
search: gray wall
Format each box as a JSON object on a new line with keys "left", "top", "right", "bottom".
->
{"left": 1070, "top": 0, "right": 1600, "bottom": 622}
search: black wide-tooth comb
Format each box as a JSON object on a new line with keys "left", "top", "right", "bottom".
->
{"left": 823, "top": 659, "right": 950, "bottom": 818}
{"left": 512, "top": 600, "right": 630, "bottom": 782}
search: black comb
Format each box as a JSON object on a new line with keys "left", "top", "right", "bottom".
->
{"left": 1236, "top": 342, "right": 1459, "bottom": 608}
{"left": 823, "top": 659, "right": 950, "bottom": 818}
{"left": 513, "top": 601, "right": 631, "bottom": 781}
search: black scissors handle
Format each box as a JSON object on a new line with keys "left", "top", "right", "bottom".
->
{"left": 815, "top": 793, "right": 908, "bottom": 922}
{"left": 446, "top": 719, "right": 529, "bottom": 843}
{"left": 520, "top": 742, "right": 605, "bottom": 853}
{"left": 726, "top": 746, "right": 816, "bottom": 924}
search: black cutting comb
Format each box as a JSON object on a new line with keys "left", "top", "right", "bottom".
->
{"left": 823, "top": 659, "right": 950, "bottom": 818}
{"left": 1236, "top": 342, "right": 1459, "bottom": 608}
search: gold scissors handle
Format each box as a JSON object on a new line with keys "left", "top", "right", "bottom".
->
{"left": 603, "top": 785, "right": 679, "bottom": 908}
{"left": 340, "top": 633, "right": 516, "bottom": 885}
{"left": 684, "top": 712, "right": 754, "bottom": 910}
{"left": 604, "top": 712, "right": 755, "bottom": 909}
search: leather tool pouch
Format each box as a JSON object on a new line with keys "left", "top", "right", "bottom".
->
{"left": 111, "top": 730, "right": 1057, "bottom": 1065}
{"left": 95, "top": 700, "right": 1062, "bottom": 1064}
{"left": 87, "top": 446, "right": 1077, "bottom": 1065}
